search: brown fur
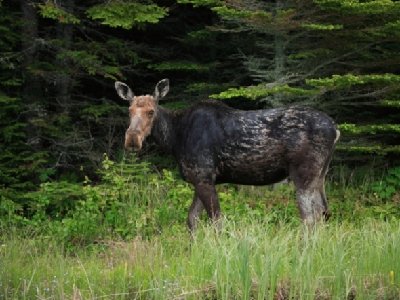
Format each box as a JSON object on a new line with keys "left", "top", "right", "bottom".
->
{"left": 125, "top": 95, "right": 157, "bottom": 151}
{"left": 116, "top": 79, "right": 339, "bottom": 232}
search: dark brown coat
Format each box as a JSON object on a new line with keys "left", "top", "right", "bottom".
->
{"left": 115, "top": 79, "right": 340, "bottom": 231}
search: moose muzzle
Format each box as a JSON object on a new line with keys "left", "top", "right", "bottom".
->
{"left": 125, "top": 128, "right": 143, "bottom": 152}
{"left": 125, "top": 114, "right": 146, "bottom": 151}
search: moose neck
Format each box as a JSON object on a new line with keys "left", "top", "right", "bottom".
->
{"left": 151, "top": 106, "right": 178, "bottom": 155}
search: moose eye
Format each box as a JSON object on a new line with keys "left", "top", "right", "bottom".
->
{"left": 148, "top": 110, "right": 155, "bottom": 117}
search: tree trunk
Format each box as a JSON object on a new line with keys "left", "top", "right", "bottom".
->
{"left": 20, "top": 0, "right": 43, "bottom": 148}
{"left": 55, "top": 0, "right": 74, "bottom": 108}
{"left": 272, "top": 0, "right": 285, "bottom": 106}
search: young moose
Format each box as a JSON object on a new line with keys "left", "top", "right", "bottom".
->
{"left": 115, "top": 79, "right": 340, "bottom": 232}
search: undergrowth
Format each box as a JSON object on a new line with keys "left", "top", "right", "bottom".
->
{"left": 0, "top": 155, "right": 399, "bottom": 299}
{"left": 1, "top": 220, "right": 399, "bottom": 299}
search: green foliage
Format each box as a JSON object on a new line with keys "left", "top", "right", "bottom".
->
{"left": 149, "top": 61, "right": 211, "bottom": 72}
{"left": 0, "top": 9, "right": 41, "bottom": 190}
{"left": 372, "top": 167, "right": 400, "bottom": 201}
{"left": 180, "top": 0, "right": 272, "bottom": 22}
{"left": 336, "top": 144, "right": 400, "bottom": 155}
{"left": 1, "top": 0, "right": 400, "bottom": 230}
{"left": 184, "top": 82, "right": 226, "bottom": 95}
{"left": 38, "top": 2, "right": 80, "bottom": 24}
{"left": 205, "top": 0, "right": 400, "bottom": 161}
{"left": 52, "top": 155, "right": 157, "bottom": 244}
{"left": 301, "top": 23, "right": 343, "bottom": 30}
{"left": 212, "top": 5, "right": 272, "bottom": 22}
{"left": 24, "top": 181, "right": 85, "bottom": 220}
{"left": 307, "top": 73, "right": 400, "bottom": 89}
{"left": 338, "top": 122, "right": 400, "bottom": 157}
{"left": 2, "top": 156, "right": 400, "bottom": 300}
{"left": 87, "top": 1, "right": 168, "bottom": 29}
{"left": 1, "top": 155, "right": 193, "bottom": 245}
{"left": 2, "top": 219, "right": 400, "bottom": 299}
{"left": 81, "top": 102, "right": 125, "bottom": 122}
{"left": 57, "top": 50, "right": 121, "bottom": 79}
{"left": 383, "top": 20, "right": 400, "bottom": 36}
{"left": 162, "top": 101, "right": 191, "bottom": 110}
{"left": 186, "top": 28, "right": 215, "bottom": 42}
{"left": 381, "top": 100, "right": 400, "bottom": 108}
{"left": 0, "top": 94, "right": 48, "bottom": 190}
{"left": 177, "top": 0, "right": 221, "bottom": 8}
{"left": 315, "top": 0, "right": 400, "bottom": 15}
{"left": 211, "top": 6, "right": 254, "bottom": 20}
{"left": 0, "top": 193, "right": 25, "bottom": 226}
{"left": 2, "top": 154, "right": 399, "bottom": 245}
{"left": 339, "top": 123, "right": 400, "bottom": 135}
{"left": 0, "top": 94, "right": 23, "bottom": 142}
{"left": 211, "top": 84, "right": 317, "bottom": 100}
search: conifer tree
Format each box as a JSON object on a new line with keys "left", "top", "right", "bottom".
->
{"left": 195, "top": 0, "right": 400, "bottom": 161}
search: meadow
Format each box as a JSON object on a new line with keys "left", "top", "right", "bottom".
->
{"left": 1, "top": 157, "right": 400, "bottom": 299}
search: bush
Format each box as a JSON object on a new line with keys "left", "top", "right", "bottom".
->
{"left": 1, "top": 155, "right": 399, "bottom": 247}
{"left": 372, "top": 167, "right": 400, "bottom": 201}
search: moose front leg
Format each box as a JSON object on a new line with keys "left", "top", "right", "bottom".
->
{"left": 194, "top": 182, "right": 221, "bottom": 223}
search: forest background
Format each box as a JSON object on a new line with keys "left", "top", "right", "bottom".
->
{"left": 1, "top": 0, "right": 400, "bottom": 195}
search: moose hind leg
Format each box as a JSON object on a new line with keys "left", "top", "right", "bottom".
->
{"left": 290, "top": 164, "right": 328, "bottom": 225}
{"left": 187, "top": 192, "right": 204, "bottom": 233}
{"left": 195, "top": 182, "right": 221, "bottom": 222}
{"left": 296, "top": 186, "right": 326, "bottom": 225}
{"left": 319, "top": 183, "right": 331, "bottom": 221}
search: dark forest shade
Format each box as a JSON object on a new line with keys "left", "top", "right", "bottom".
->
{"left": 0, "top": 0, "right": 399, "bottom": 195}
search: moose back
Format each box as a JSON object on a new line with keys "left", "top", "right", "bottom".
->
{"left": 115, "top": 79, "right": 340, "bottom": 231}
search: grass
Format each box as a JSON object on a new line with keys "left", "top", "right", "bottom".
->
{"left": 1, "top": 161, "right": 399, "bottom": 299}
{"left": 1, "top": 218, "right": 400, "bottom": 299}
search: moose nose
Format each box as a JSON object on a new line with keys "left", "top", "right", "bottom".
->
{"left": 125, "top": 129, "right": 142, "bottom": 152}
{"left": 126, "top": 128, "right": 140, "bottom": 136}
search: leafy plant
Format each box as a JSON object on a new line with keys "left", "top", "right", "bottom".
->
{"left": 24, "top": 181, "right": 85, "bottom": 220}
{"left": 372, "top": 167, "right": 400, "bottom": 201}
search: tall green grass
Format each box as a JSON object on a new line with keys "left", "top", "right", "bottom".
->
{"left": 1, "top": 159, "right": 399, "bottom": 299}
{"left": 1, "top": 219, "right": 399, "bottom": 299}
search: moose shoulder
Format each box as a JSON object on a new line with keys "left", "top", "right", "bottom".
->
{"left": 115, "top": 79, "right": 340, "bottom": 232}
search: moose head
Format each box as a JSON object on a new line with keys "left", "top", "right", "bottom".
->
{"left": 115, "top": 79, "right": 169, "bottom": 151}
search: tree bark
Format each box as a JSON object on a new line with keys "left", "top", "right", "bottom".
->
{"left": 272, "top": 0, "right": 285, "bottom": 106}
{"left": 55, "top": 0, "right": 74, "bottom": 108}
{"left": 20, "top": 0, "right": 43, "bottom": 148}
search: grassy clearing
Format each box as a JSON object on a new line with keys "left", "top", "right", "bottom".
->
{"left": 1, "top": 219, "right": 399, "bottom": 299}
{"left": 1, "top": 160, "right": 399, "bottom": 299}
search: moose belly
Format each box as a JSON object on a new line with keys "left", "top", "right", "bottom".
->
{"left": 216, "top": 151, "right": 288, "bottom": 185}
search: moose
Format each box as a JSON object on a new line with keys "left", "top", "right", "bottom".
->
{"left": 115, "top": 79, "right": 340, "bottom": 232}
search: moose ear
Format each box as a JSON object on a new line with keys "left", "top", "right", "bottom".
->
{"left": 115, "top": 81, "right": 134, "bottom": 101}
{"left": 154, "top": 79, "right": 169, "bottom": 101}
